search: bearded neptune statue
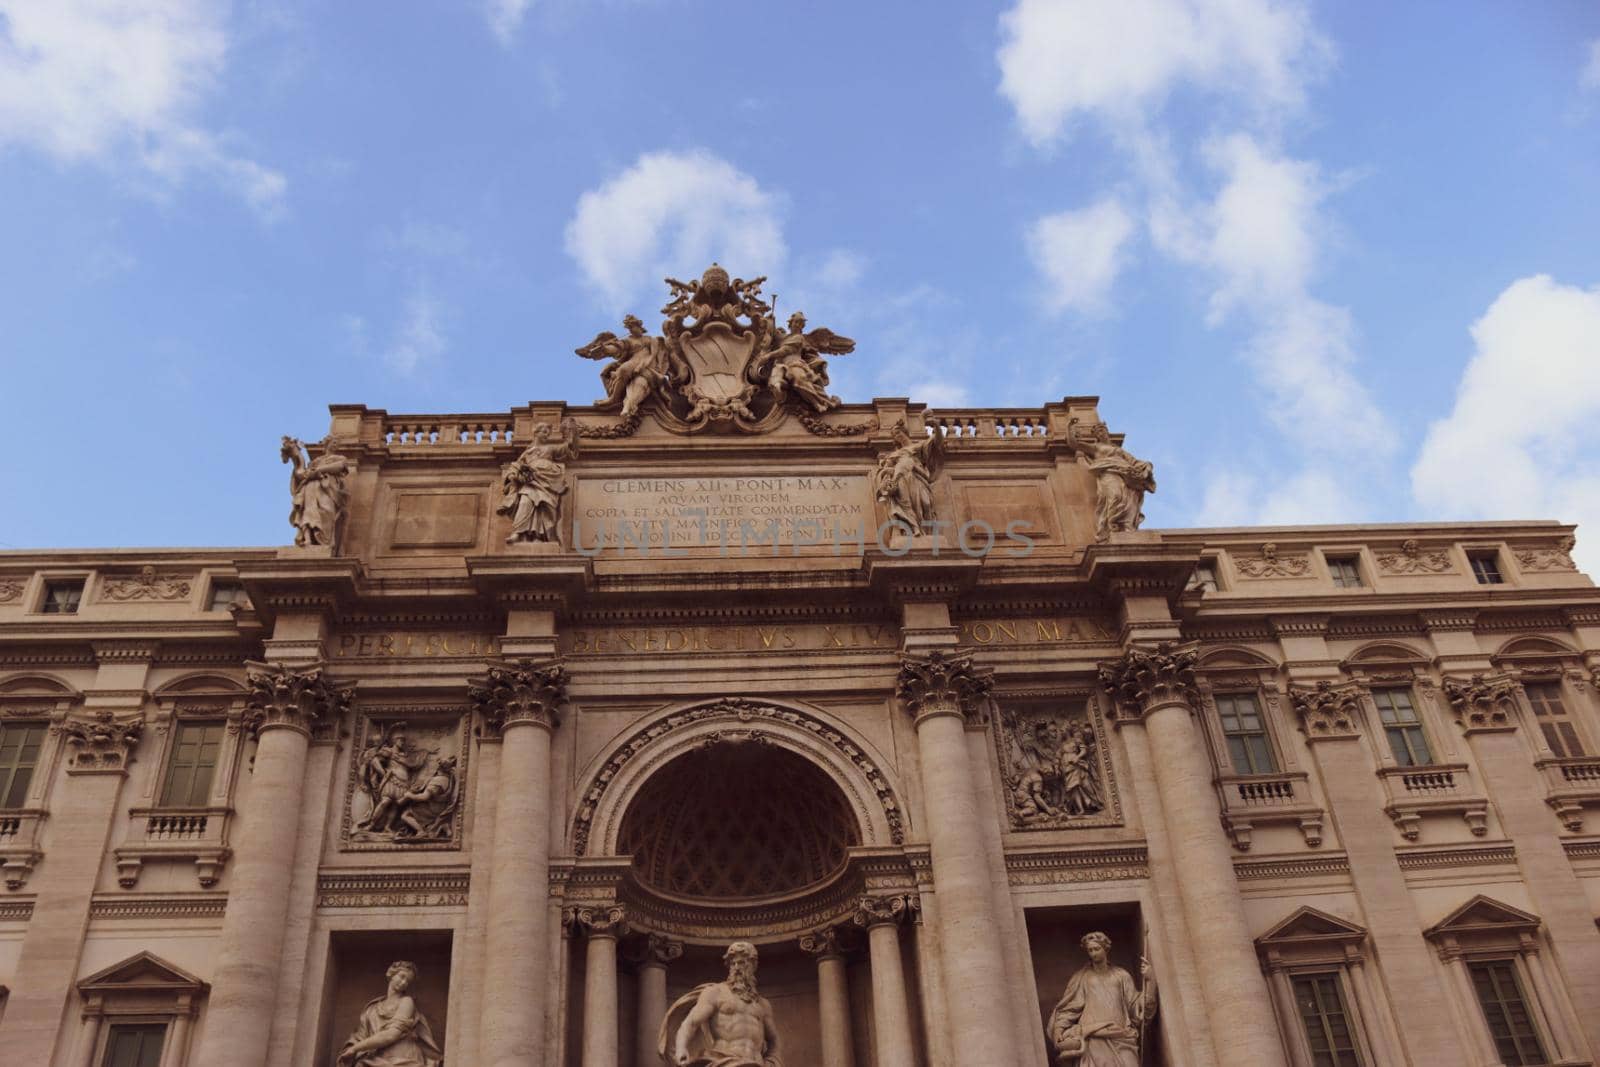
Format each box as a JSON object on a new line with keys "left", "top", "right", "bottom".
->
{"left": 1048, "top": 932, "right": 1156, "bottom": 1067}
{"left": 661, "top": 941, "right": 783, "bottom": 1067}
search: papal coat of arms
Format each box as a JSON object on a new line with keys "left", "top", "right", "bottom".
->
{"left": 576, "top": 264, "right": 855, "bottom": 432}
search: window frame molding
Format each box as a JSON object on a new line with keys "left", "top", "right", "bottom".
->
{"left": 1424, "top": 896, "right": 1582, "bottom": 1066}
{"left": 1255, "top": 906, "right": 1398, "bottom": 1067}
{"left": 0, "top": 676, "right": 81, "bottom": 888}
{"left": 1318, "top": 544, "right": 1372, "bottom": 592}
{"left": 74, "top": 951, "right": 208, "bottom": 1067}
{"left": 32, "top": 570, "right": 92, "bottom": 616}
{"left": 113, "top": 675, "right": 250, "bottom": 890}
{"left": 1193, "top": 660, "right": 1325, "bottom": 851}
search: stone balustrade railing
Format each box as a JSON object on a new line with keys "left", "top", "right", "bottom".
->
{"left": 382, "top": 415, "right": 516, "bottom": 446}
{"left": 925, "top": 409, "right": 1050, "bottom": 440}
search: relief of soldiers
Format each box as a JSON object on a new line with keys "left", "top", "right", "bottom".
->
{"left": 354, "top": 723, "right": 459, "bottom": 842}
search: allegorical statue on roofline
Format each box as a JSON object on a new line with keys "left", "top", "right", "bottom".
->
{"left": 497, "top": 418, "right": 579, "bottom": 544}
{"left": 575, "top": 264, "right": 854, "bottom": 432}
{"left": 1068, "top": 418, "right": 1156, "bottom": 542}
{"left": 281, "top": 435, "right": 351, "bottom": 551}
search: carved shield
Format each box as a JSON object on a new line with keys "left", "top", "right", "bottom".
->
{"left": 677, "top": 322, "right": 758, "bottom": 401}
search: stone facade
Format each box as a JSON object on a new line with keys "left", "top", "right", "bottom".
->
{"left": 2, "top": 276, "right": 1599, "bottom": 1067}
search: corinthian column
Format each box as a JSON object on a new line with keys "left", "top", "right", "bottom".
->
{"left": 569, "top": 905, "right": 628, "bottom": 1067}
{"left": 190, "top": 663, "right": 349, "bottom": 1067}
{"left": 800, "top": 928, "right": 856, "bottom": 1067}
{"left": 632, "top": 934, "right": 683, "bottom": 1067}
{"left": 470, "top": 660, "right": 568, "bottom": 1067}
{"left": 1099, "top": 644, "right": 1286, "bottom": 1067}
{"left": 896, "top": 651, "right": 1020, "bottom": 1065}
{"left": 855, "top": 895, "right": 917, "bottom": 1067}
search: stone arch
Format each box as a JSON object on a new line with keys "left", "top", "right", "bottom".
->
{"left": 571, "top": 696, "right": 904, "bottom": 858}
{"left": 153, "top": 672, "right": 248, "bottom": 698}
{"left": 1342, "top": 640, "right": 1431, "bottom": 667}
{"left": 0, "top": 673, "right": 80, "bottom": 699}
{"left": 1493, "top": 634, "right": 1580, "bottom": 660}
{"left": 1197, "top": 645, "right": 1278, "bottom": 669}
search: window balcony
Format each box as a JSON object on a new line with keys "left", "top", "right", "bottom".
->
{"left": 113, "top": 806, "right": 232, "bottom": 889}
{"left": 1217, "top": 771, "right": 1325, "bottom": 851}
{"left": 1533, "top": 756, "right": 1600, "bottom": 832}
{"left": 1378, "top": 764, "right": 1488, "bottom": 841}
{"left": 0, "top": 809, "right": 46, "bottom": 889}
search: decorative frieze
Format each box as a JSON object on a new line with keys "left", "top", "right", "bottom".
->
{"left": 1288, "top": 681, "right": 1365, "bottom": 740}
{"left": 0, "top": 579, "right": 23, "bottom": 603}
{"left": 243, "top": 663, "right": 351, "bottom": 738}
{"left": 315, "top": 869, "right": 470, "bottom": 909}
{"left": 100, "top": 566, "right": 193, "bottom": 602}
{"left": 1443, "top": 674, "right": 1521, "bottom": 732}
{"left": 59, "top": 711, "right": 144, "bottom": 772}
{"left": 1375, "top": 540, "right": 1453, "bottom": 575}
{"left": 89, "top": 894, "right": 229, "bottom": 920}
{"left": 1003, "top": 846, "right": 1149, "bottom": 886}
{"left": 1097, "top": 642, "right": 1198, "bottom": 720}
{"left": 895, "top": 651, "right": 993, "bottom": 726}
{"left": 1514, "top": 538, "right": 1577, "bottom": 572}
{"left": 468, "top": 659, "right": 568, "bottom": 734}
{"left": 1234, "top": 543, "right": 1312, "bottom": 578}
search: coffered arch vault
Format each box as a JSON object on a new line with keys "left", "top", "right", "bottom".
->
{"left": 570, "top": 696, "right": 905, "bottom": 859}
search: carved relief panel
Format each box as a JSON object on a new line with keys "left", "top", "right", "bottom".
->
{"left": 342, "top": 709, "right": 468, "bottom": 851}
{"left": 994, "top": 692, "right": 1121, "bottom": 830}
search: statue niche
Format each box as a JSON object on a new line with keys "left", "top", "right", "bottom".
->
{"left": 344, "top": 715, "right": 465, "bottom": 850}
{"left": 997, "top": 701, "right": 1114, "bottom": 829}
{"left": 336, "top": 959, "right": 443, "bottom": 1067}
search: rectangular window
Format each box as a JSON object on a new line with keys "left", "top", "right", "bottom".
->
{"left": 1468, "top": 959, "right": 1548, "bottom": 1066}
{"left": 160, "top": 722, "right": 224, "bottom": 808}
{"left": 1525, "top": 682, "right": 1585, "bottom": 758}
{"left": 1328, "top": 556, "right": 1363, "bottom": 588}
{"left": 1187, "top": 562, "right": 1219, "bottom": 593}
{"left": 41, "top": 579, "right": 84, "bottom": 614}
{"left": 0, "top": 723, "right": 46, "bottom": 808}
{"left": 1292, "top": 972, "right": 1364, "bottom": 1067}
{"left": 1216, "top": 693, "right": 1277, "bottom": 774}
{"left": 1372, "top": 687, "right": 1433, "bottom": 766}
{"left": 207, "top": 580, "right": 246, "bottom": 612}
{"left": 1471, "top": 553, "right": 1505, "bottom": 585}
{"left": 100, "top": 1023, "right": 167, "bottom": 1067}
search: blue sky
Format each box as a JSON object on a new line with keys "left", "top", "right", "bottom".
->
{"left": 2, "top": 1, "right": 1598, "bottom": 571}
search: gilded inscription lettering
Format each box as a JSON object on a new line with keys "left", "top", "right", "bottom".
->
{"left": 335, "top": 633, "right": 495, "bottom": 658}
{"left": 956, "top": 618, "right": 1111, "bottom": 647}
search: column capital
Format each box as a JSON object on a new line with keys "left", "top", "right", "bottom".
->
{"left": 57, "top": 711, "right": 143, "bottom": 773}
{"left": 799, "top": 926, "right": 850, "bottom": 961}
{"left": 854, "top": 893, "right": 918, "bottom": 930}
{"left": 628, "top": 932, "right": 684, "bottom": 968}
{"left": 1097, "top": 642, "right": 1198, "bottom": 721}
{"left": 1288, "top": 680, "right": 1366, "bottom": 741}
{"left": 242, "top": 661, "right": 350, "bottom": 739}
{"left": 470, "top": 658, "right": 569, "bottom": 735}
{"left": 565, "top": 903, "right": 629, "bottom": 940}
{"left": 1443, "top": 673, "right": 1521, "bottom": 734}
{"left": 895, "top": 651, "right": 992, "bottom": 726}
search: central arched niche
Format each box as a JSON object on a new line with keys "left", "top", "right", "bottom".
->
{"left": 617, "top": 740, "right": 861, "bottom": 900}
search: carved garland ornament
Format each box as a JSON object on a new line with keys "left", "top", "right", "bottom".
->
{"left": 895, "top": 651, "right": 993, "bottom": 725}
{"left": 468, "top": 660, "right": 568, "bottom": 733}
{"left": 1443, "top": 674, "right": 1522, "bottom": 731}
{"left": 1515, "top": 538, "right": 1578, "bottom": 573}
{"left": 1234, "top": 543, "right": 1312, "bottom": 579}
{"left": 0, "top": 580, "right": 26, "bottom": 603}
{"left": 243, "top": 663, "right": 352, "bottom": 738}
{"left": 1097, "top": 643, "right": 1198, "bottom": 720}
{"left": 101, "top": 566, "right": 192, "bottom": 602}
{"left": 1375, "top": 539, "right": 1453, "bottom": 575}
{"left": 1288, "top": 680, "right": 1365, "bottom": 740}
{"left": 571, "top": 698, "right": 905, "bottom": 856}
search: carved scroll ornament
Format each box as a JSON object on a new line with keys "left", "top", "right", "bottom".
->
{"left": 853, "top": 893, "right": 918, "bottom": 929}
{"left": 895, "top": 651, "right": 993, "bottom": 725}
{"left": 1515, "top": 538, "right": 1577, "bottom": 572}
{"left": 1234, "top": 543, "right": 1312, "bottom": 578}
{"left": 1288, "top": 680, "right": 1365, "bottom": 740}
{"left": 1375, "top": 539, "right": 1452, "bottom": 575}
{"left": 101, "top": 566, "right": 192, "bottom": 601}
{"left": 244, "top": 663, "right": 352, "bottom": 738}
{"left": 1443, "top": 674, "right": 1521, "bottom": 732}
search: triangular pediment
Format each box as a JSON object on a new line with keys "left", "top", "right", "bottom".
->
{"left": 1426, "top": 895, "right": 1541, "bottom": 939}
{"left": 78, "top": 951, "right": 207, "bottom": 995}
{"left": 1257, "top": 906, "right": 1367, "bottom": 948}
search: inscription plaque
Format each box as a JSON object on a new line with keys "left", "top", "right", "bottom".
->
{"left": 574, "top": 474, "right": 871, "bottom": 550}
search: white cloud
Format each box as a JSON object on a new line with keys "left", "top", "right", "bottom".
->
{"left": 0, "top": 0, "right": 285, "bottom": 215}
{"left": 815, "top": 249, "right": 866, "bottom": 289}
{"left": 486, "top": 0, "right": 532, "bottom": 45}
{"left": 1151, "top": 133, "right": 1391, "bottom": 455}
{"left": 345, "top": 289, "right": 448, "bottom": 376}
{"left": 1583, "top": 38, "right": 1600, "bottom": 91}
{"left": 1194, "top": 466, "right": 1364, "bottom": 527}
{"left": 565, "top": 150, "right": 786, "bottom": 311}
{"left": 996, "top": 0, "right": 1328, "bottom": 146}
{"left": 1412, "top": 275, "right": 1600, "bottom": 575}
{"left": 1026, "top": 198, "right": 1135, "bottom": 315}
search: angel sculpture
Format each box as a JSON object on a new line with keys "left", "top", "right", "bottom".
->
{"left": 497, "top": 419, "right": 579, "bottom": 544}
{"left": 575, "top": 314, "right": 668, "bottom": 419}
{"left": 874, "top": 422, "right": 940, "bottom": 535}
{"left": 280, "top": 436, "right": 351, "bottom": 549}
{"left": 754, "top": 311, "right": 855, "bottom": 412}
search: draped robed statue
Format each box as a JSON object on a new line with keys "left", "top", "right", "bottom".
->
{"left": 336, "top": 960, "right": 443, "bottom": 1067}
{"left": 1048, "top": 931, "right": 1156, "bottom": 1067}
